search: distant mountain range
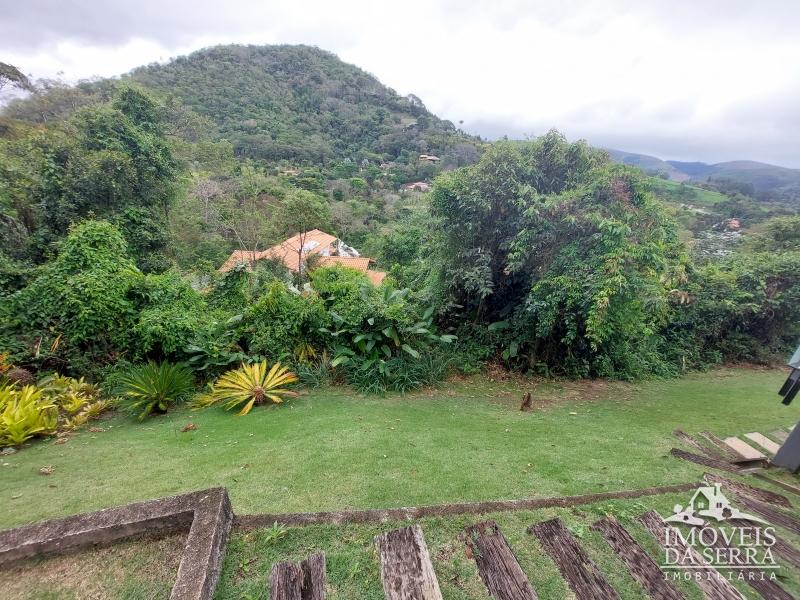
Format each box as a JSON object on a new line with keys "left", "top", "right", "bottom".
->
{"left": 606, "top": 149, "right": 800, "bottom": 203}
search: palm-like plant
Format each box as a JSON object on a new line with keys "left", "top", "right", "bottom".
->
{"left": 195, "top": 361, "right": 298, "bottom": 416}
{"left": 115, "top": 361, "right": 194, "bottom": 420}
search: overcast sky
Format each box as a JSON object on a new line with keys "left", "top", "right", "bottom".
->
{"left": 3, "top": 0, "right": 799, "bottom": 167}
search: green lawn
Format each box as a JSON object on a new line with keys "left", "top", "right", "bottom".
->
{"left": 1, "top": 368, "right": 797, "bottom": 530}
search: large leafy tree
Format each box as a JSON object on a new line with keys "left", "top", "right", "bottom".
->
{"left": 428, "top": 131, "right": 685, "bottom": 377}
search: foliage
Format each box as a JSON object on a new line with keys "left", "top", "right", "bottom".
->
{"left": 195, "top": 361, "right": 298, "bottom": 415}
{"left": 0, "top": 384, "right": 57, "bottom": 447}
{"left": 185, "top": 315, "right": 248, "bottom": 375}
{"left": 114, "top": 361, "right": 195, "bottom": 420}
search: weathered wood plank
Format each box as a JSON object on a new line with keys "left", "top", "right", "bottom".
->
{"left": 528, "top": 518, "right": 620, "bottom": 600}
{"left": 700, "top": 526, "right": 793, "bottom": 600}
{"left": 732, "top": 494, "right": 800, "bottom": 535}
{"left": 638, "top": 511, "right": 745, "bottom": 600}
{"left": 300, "top": 552, "right": 326, "bottom": 600}
{"left": 730, "top": 520, "right": 800, "bottom": 569}
{"left": 375, "top": 525, "right": 443, "bottom": 600}
{"left": 724, "top": 437, "right": 766, "bottom": 460}
{"left": 270, "top": 561, "right": 303, "bottom": 600}
{"left": 592, "top": 516, "right": 684, "bottom": 600}
{"left": 669, "top": 448, "right": 741, "bottom": 473}
{"left": 771, "top": 430, "right": 790, "bottom": 443}
{"left": 673, "top": 430, "right": 726, "bottom": 460}
{"left": 462, "top": 521, "right": 538, "bottom": 600}
{"left": 753, "top": 473, "right": 800, "bottom": 498}
{"left": 268, "top": 553, "right": 326, "bottom": 600}
{"left": 703, "top": 473, "right": 791, "bottom": 508}
{"left": 699, "top": 431, "right": 742, "bottom": 461}
{"left": 745, "top": 433, "right": 781, "bottom": 456}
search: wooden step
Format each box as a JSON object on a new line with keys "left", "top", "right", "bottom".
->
{"left": 723, "top": 437, "right": 766, "bottom": 460}
{"left": 529, "top": 518, "right": 620, "bottom": 600}
{"left": 745, "top": 432, "right": 781, "bottom": 456}
{"left": 638, "top": 511, "right": 745, "bottom": 600}
{"left": 269, "top": 552, "right": 326, "bottom": 600}
{"left": 592, "top": 516, "right": 684, "bottom": 600}
{"left": 462, "top": 521, "right": 538, "bottom": 600}
{"left": 375, "top": 525, "right": 443, "bottom": 600}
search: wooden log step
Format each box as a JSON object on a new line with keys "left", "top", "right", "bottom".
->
{"left": 528, "top": 518, "right": 620, "bottom": 600}
{"left": 724, "top": 437, "right": 766, "bottom": 460}
{"left": 462, "top": 521, "right": 538, "bottom": 600}
{"left": 669, "top": 448, "right": 741, "bottom": 473}
{"left": 745, "top": 432, "right": 781, "bottom": 456}
{"left": 638, "top": 511, "right": 745, "bottom": 600}
{"left": 375, "top": 525, "right": 443, "bottom": 600}
{"left": 699, "top": 431, "right": 742, "bottom": 461}
{"left": 592, "top": 516, "right": 684, "bottom": 600}
{"left": 269, "top": 552, "right": 326, "bottom": 600}
{"left": 703, "top": 473, "right": 791, "bottom": 508}
{"left": 771, "top": 430, "right": 789, "bottom": 443}
{"left": 732, "top": 494, "right": 800, "bottom": 536}
{"left": 730, "top": 520, "right": 800, "bottom": 569}
{"left": 753, "top": 473, "right": 800, "bottom": 498}
{"left": 673, "top": 429, "right": 726, "bottom": 460}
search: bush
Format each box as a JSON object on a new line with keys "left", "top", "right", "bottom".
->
{"left": 0, "top": 384, "right": 57, "bottom": 447}
{"left": 195, "top": 360, "right": 298, "bottom": 415}
{"left": 114, "top": 361, "right": 194, "bottom": 419}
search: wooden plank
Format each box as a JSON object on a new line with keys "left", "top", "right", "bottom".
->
{"left": 703, "top": 473, "right": 791, "bottom": 508}
{"left": 699, "top": 431, "right": 742, "bottom": 461}
{"left": 700, "top": 527, "right": 793, "bottom": 600}
{"left": 270, "top": 561, "right": 303, "bottom": 600}
{"left": 745, "top": 433, "right": 781, "bottom": 456}
{"left": 375, "top": 525, "right": 443, "bottom": 600}
{"left": 673, "top": 430, "right": 726, "bottom": 460}
{"left": 592, "top": 516, "right": 684, "bottom": 600}
{"left": 528, "top": 518, "right": 620, "bottom": 600}
{"left": 269, "top": 553, "right": 326, "bottom": 600}
{"left": 638, "top": 511, "right": 745, "bottom": 600}
{"left": 771, "top": 430, "right": 790, "bottom": 443}
{"left": 753, "top": 473, "right": 800, "bottom": 498}
{"left": 300, "top": 552, "right": 326, "bottom": 600}
{"left": 669, "top": 448, "right": 741, "bottom": 473}
{"left": 462, "top": 521, "right": 538, "bottom": 600}
{"left": 724, "top": 437, "right": 766, "bottom": 460}
{"left": 731, "top": 521, "right": 800, "bottom": 569}
{"left": 732, "top": 494, "right": 800, "bottom": 535}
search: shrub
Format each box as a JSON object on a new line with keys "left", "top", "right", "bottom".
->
{"left": 0, "top": 384, "right": 58, "bottom": 447}
{"left": 195, "top": 361, "right": 298, "bottom": 415}
{"left": 115, "top": 361, "right": 194, "bottom": 420}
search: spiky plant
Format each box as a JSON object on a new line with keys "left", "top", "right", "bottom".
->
{"left": 115, "top": 362, "right": 194, "bottom": 420}
{"left": 195, "top": 361, "right": 298, "bottom": 416}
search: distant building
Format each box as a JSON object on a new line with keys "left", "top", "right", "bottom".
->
{"left": 418, "top": 154, "right": 440, "bottom": 162}
{"left": 218, "top": 229, "right": 386, "bottom": 285}
{"left": 402, "top": 181, "right": 431, "bottom": 192}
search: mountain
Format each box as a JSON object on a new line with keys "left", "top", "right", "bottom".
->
{"left": 607, "top": 149, "right": 800, "bottom": 203}
{"left": 126, "top": 44, "right": 480, "bottom": 166}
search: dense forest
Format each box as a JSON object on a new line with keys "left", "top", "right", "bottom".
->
{"left": 0, "top": 45, "right": 798, "bottom": 397}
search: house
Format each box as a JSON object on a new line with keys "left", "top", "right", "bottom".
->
{"left": 402, "top": 181, "right": 430, "bottom": 192}
{"left": 218, "top": 229, "right": 387, "bottom": 284}
{"left": 419, "top": 154, "right": 440, "bottom": 162}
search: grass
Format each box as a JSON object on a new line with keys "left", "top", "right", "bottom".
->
{"left": 3, "top": 367, "right": 800, "bottom": 599}
{"left": 1, "top": 368, "right": 795, "bottom": 530}
{"left": 649, "top": 177, "right": 729, "bottom": 206}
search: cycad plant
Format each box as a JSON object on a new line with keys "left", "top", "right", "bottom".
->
{"left": 195, "top": 361, "right": 298, "bottom": 415}
{"left": 115, "top": 361, "right": 194, "bottom": 420}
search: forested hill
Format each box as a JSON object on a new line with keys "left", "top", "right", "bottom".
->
{"left": 126, "top": 44, "right": 480, "bottom": 165}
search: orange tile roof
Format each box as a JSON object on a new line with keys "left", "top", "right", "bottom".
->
{"left": 366, "top": 270, "right": 387, "bottom": 285}
{"left": 317, "top": 255, "right": 372, "bottom": 271}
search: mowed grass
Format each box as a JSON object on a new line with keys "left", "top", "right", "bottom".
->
{"left": 1, "top": 368, "right": 796, "bottom": 530}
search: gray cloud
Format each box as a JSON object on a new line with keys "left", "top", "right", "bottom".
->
{"left": 2, "top": 0, "right": 799, "bottom": 167}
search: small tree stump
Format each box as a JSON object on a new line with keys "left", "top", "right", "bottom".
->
{"left": 520, "top": 392, "right": 532, "bottom": 412}
{"left": 462, "top": 521, "right": 538, "bottom": 600}
{"left": 375, "top": 525, "right": 443, "bottom": 600}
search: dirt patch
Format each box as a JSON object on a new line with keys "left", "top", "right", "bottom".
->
{"left": 0, "top": 532, "right": 185, "bottom": 599}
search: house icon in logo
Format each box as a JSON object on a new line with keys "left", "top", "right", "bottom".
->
{"left": 665, "top": 483, "right": 767, "bottom": 526}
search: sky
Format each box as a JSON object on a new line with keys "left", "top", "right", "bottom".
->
{"left": 2, "top": 0, "right": 799, "bottom": 167}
